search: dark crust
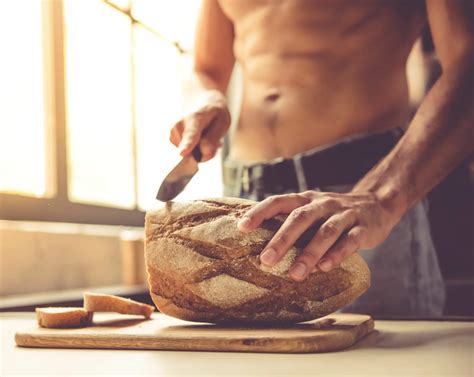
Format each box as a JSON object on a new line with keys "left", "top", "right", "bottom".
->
{"left": 148, "top": 267, "right": 223, "bottom": 313}
{"left": 201, "top": 199, "right": 253, "bottom": 213}
{"left": 151, "top": 292, "right": 346, "bottom": 325}
{"left": 149, "top": 265, "right": 352, "bottom": 321}
{"left": 145, "top": 198, "right": 370, "bottom": 324}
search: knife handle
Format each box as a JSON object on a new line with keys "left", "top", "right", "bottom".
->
{"left": 191, "top": 145, "right": 202, "bottom": 162}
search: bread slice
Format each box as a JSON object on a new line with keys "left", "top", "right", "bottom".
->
{"left": 36, "top": 307, "right": 93, "bottom": 328}
{"left": 145, "top": 197, "right": 371, "bottom": 324}
{"left": 83, "top": 292, "right": 154, "bottom": 319}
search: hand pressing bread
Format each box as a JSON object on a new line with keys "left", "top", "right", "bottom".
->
{"left": 145, "top": 197, "right": 371, "bottom": 324}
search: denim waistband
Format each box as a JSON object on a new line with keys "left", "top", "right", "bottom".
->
{"left": 223, "top": 127, "right": 404, "bottom": 199}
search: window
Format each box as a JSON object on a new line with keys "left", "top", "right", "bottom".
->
{"left": 0, "top": 0, "right": 223, "bottom": 226}
{"left": 0, "top": 1, "right": 49, "bottom": 197}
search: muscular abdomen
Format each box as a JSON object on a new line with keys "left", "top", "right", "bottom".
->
{"left": 219, "top": 0, "right": 426, "bottom": 163}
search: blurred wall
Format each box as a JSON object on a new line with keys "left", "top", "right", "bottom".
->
{"left": 0, "top": 221, "right": 145, "bottom": 296}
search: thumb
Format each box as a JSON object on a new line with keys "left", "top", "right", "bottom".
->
{"left": 199, "top": 139, "right": 222, "bottom": 162}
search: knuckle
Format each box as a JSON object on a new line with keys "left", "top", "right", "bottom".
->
{"left": 298, "top": 193, "right": 313, "bottom": 205}
{"left": 267, "top": 195, "right": 283, "bottom": 205}
{"left": 325, "top": 198, "right": 338, "bottom": 208}
{"left": 289, "top": 208, "right": 311, "bottom": 222}
{"left": 244, "top": 217, "right": 257, "bottom": 227}
{"left": 301, "top": 190, "right": 314, "bottom": 197}
{"left": 346, "top": 232, "right": 361, "bottom": 248}
{"left": 319, "top": 222, "right": 339, "bottom": 239}
{"left": 273, "top": 233, "right": 289, "bottom": 248}
{"left": 184, "top": 115, "right": 202, "bottom": 130}
{"left": 188, "top": 126, "right": 201, "bottom": 137}
{"left": 319, "top": 196, "right": 337, "bottom": 209}
{"left": 199, "top": 105, "right": 221, "bottom": 122}
{"left": 343, "top": 209, "right": 356, "bottom": 220}
{"left": 243, "top": 212, "right": 257, "bottom": 223}
{"left": 356, "top": 225, "right": 366, "bottom": 235}
{"left": 300, "top": 191, "right": 314, "bottom": 202}
{"left": 244, "top": 217, "right": 256, "bottom": 227}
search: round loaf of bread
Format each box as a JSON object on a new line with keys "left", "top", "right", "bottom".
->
{"left": 145, "top": 197, "right": 370, "bottom": 324}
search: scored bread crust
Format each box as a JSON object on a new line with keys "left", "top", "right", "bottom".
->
{"left": 83, "top": 292, "right": 155, "bottom": 319}
{"left": 150, "top": 254, "right": 370, "bottom": 324}
{"left": 145, "top": 197, "right": 370, "bottom": 324}
{"left": 36, "top": 307, "right": 93, "bottom": 328}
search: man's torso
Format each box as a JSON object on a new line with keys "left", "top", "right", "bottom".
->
{"left": 218, "top": 0, "right": 426, "bottom": 162}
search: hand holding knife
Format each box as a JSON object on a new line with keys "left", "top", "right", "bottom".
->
{"left": 158, "top": 90, "right": 231, "bottom": 202}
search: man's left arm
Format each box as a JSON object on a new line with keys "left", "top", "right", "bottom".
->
{"left": 238, "top": 0, "right": 473, "bottom": 281}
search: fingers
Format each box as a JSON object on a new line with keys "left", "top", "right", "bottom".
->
{"left": 289, "top": 210, "right": 356, "bottom": 281}
{"left": 237, "top": 194, "right": 310, "bottom": 232}
{"left": 199, "top": 112, "right": 229, "bottom": 161}
{"left": 199, "top": 140, "right": 222, "bottom": 162}
{"left": 178, "top": 115, "right": 206, "bottom": 157}
{"left": 169, "top": 121, "right": 184, "bottom": 147}
{"left": 259, "top": 203, "right": 323, "bottom": 267}
{"left": 318, "top": 226, "right": 366, "bottom": 271}
{"left": 171, "top": 106, "right": 230, "bottom": 160}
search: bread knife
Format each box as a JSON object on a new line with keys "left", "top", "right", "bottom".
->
{"left": 156, "top": 145, "right": 202, "bottom": 201}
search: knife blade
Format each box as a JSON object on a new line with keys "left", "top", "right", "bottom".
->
{"left": 156, "top": 146, "right": 202, "bottom": 201}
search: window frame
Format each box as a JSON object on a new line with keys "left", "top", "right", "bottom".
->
{"left": 0, "top": 0, "right": 179, "bottom": 227}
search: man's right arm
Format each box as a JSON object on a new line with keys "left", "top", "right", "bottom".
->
{"left": 169, "top": 0, "right": 235, "bottom": 161}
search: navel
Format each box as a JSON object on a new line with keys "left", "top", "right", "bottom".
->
{"left": 264, "top": 88, "right": 281, "bottom": 103}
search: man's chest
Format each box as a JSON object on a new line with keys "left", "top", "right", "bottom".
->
{"left": 218, "top": 0, "right": 425, "bottom": 51}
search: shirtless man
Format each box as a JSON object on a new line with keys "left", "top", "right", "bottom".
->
{"left": 169, "top": 0, "right": 473, "bottom": 316}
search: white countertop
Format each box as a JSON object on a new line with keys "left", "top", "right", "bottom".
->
{"left": 1, "top": 312, "right": 473, "bottom": 377}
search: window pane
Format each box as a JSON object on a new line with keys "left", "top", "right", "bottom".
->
{"left": 64, "top": 0, "right": 135, "bottom": 208}
{"left": 131, "top": 0, "right": 201, "bottom": 52}
{"left": 104, "top": 0, "right": 131, "bottom": 12}
{"left": 0, "top": 0, "right": 47, "bottom": 197}
{"left": 134, "top": 26, "right": 222, "bottom": 211}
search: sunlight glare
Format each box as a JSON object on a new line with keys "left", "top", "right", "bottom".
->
{"left": 0, "top": 0, "right": 47, "bottom": 197}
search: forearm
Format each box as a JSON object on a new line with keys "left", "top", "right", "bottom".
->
{"left": 353, "top": 52, "right": 474, "bottom": 219}
{"left": 189, "top": 69, "right": 229, "bottom": 96}
{"left": 180, "top": 70, "right": 230, "bottom": 114}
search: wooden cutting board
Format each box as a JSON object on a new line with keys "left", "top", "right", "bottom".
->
{"left": 15, "top": 313, "right": 374, "bottom": 353}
